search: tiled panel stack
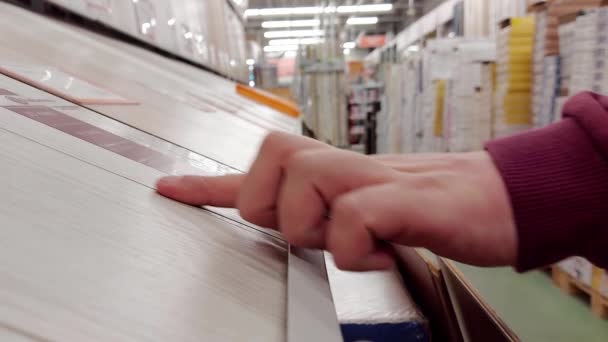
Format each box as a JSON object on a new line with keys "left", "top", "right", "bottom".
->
{"left": 445, "top": 40, "right": 496, "bottom": 152}
{"left": 494, "top": 17, "right": 535, "bottom": 138}
{"left": 532, "top": 3, "right": 550, "bottom": 127}
{"left": 556, "top": 14, "right": 576, "bottom": 108}
{"left": 44, "top": 0, "right": 248, "bottom": 81}
{"left": 588, "top": 8, "right": 608, "bottom": 94}
{"left": 541, "top": 0, "right": 604, "bottom": 122}
{"left": 570, "top": 11, "right": 599, "bottom": 94}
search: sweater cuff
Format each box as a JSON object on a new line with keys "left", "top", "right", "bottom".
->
{"left": 486, "top": 119, "right": 608, "bottom": 271}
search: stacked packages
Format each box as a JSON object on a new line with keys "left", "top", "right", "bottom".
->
{"left": 536, "top": 0, "right": 605, "bottom": 125}
{"left": 376, "top": 57, "right": 423, "bottom": 154}
{"left": 571, "top": 8, "right": 608, "bottom": 95}
{"left": 444, "top": 41, "right": 496, "bottom": 152}
{"left": 494, "top": 17, "right": 535, "bottom": 138}
{"left": 555, "top": 8, "right": 608, "bottom": 119}
{"left": 531, "top": 8, "right": 548, "bottom": 126}
{"left": 376, "top": 38, "right": 496, "bottom": 154}
{"left": 530, "top": 3, "right": 562, "bottom": 128}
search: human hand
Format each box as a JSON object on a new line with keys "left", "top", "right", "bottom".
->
{"left": 156, "top": 132, "right": 518, "bottom": 271}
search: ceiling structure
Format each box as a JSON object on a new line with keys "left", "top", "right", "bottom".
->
{"left": 245, "top": 0, "right": 448, "bottom": 53}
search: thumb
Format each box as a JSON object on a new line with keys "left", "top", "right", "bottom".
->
{"left": 156, "top": 174, "right": 244, "bottom": 208}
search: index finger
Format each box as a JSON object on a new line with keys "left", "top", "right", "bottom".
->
{"left": 237, "top": 132, "right": 328, "bottom": 228}
{"left": 156, "top": 174, "right": 244, "bottom": 208}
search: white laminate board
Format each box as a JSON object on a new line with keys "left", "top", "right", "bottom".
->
{"left": 0, "top": 325, "right": 41, "bottom": 342}
{"left": 0, "top": 74, "right": 236, "bottom": 183}
{"left": 288, "top": 249, "right": 343, "bottom": 342}
{"left": 0, "top": 127, "right": 286, "bottom": 342}
{"left": 67, "top": 22, "right": 300, "bottom": 134}
{"left": 0, "top": 74, "right": 279, "bottom": 238}
{"left": 0, "top": 3, "right": 270, "bottom": 171}
{"left": 0, "top": 64, "right": 136, "bottom": 105}
{"left": 4, "top": 1, "right": 299, "bottom": 133}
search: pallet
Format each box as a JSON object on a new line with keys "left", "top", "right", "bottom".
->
{"left": 551, "top": 266, "right": 608, "bottom": 319}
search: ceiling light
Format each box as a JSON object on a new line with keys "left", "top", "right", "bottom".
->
{"left": 407, "top": 45, "right": 420, "bottom": 52}
{"left": 343, "top": 48, "right": 351, "bottom": 55}
{"left": 337, "top": 4, "right": 393, "bottom": 14}
{"left": 246, "top": 59, "right": 255, "bottom": 66}
{"left": 262, "top": 19, "right": 320, "bottom": 29}
{"left": 264, "top": 45, "right": 300, "bottom": 52}
{"left": 246, "top": 7, "right": 321, "bottom": 17}
{"left": 343, "top": 41, "right": 356, "bottom": 49}
{"left": 264, "top": 29, "right": 325, "bottom": 39}
{"left": 245, "top": 4, "right": 393, "bottom": 17}
{"left": 268, "top": 38, "right": 323, "bottom": 46}
{"left": 346, "top": 17, "right": 378, "bottom": 26}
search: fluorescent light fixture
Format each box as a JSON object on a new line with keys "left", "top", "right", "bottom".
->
{"left": 167, "top": 18, "right": 176, "bottom": 26}
{"left": 245, "top": 4, "right": 393, "bottom": 17}
{"left": 249, "top": 81, "right": 255, "bottom": 87}
{"left": 285, "top": 51, "right": 298, "bottom": 57}
{"left": 268, "top": 38, "right": 323, "bottom": 46}
{"left": 246, "top": 59, "right": 255, "bottom": 66}
{"left": 338, "top": 4, "right": 393, "bottom": 14}
{"left": 262, "top": 19, "right": 320, "bottom": 28}
{"left": 264, "top": 45, "right": 300, "bottom": 52}
{"left": 346, "top": 17, "right": 378, "bottom": 25}
{"left": 245, "top": 7, "right": 321, "bottom": 17}
{"left": 264, "top": 29, "right": 325, "bottom": 38}
{"left": 407, "top": 45, "right": 420, "bottom": 52}
{"left": 343, "top": 48, "right": 351, "bottom": 55}
{"left": 343, "top": 41, "right": 356, "bottom": 49}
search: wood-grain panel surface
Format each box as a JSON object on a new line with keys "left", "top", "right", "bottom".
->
{"left": 0, "top": 128, "right": 286, "bottom": 341}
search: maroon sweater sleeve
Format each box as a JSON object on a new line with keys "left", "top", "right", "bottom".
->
{"left": 486, "top": 92, "right": 608, "bottom": 271}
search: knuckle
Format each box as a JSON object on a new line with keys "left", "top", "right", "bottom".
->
{"left": 333, "top": 195, "right": 363, "bottom": 219}
{"left": 238, "top": 204, "right": 258, "bottom": 223}
{"left": 237, "top": 198, "right": 263, "bottom": 224}
{"left": 332, "top": 253, "right": 356, "bottom": 271}
{"left": 259, "top": 131, "right": 284, "bottom": 155}
{"left": 284, "top": 150, "right": 315, "bottom": 172}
